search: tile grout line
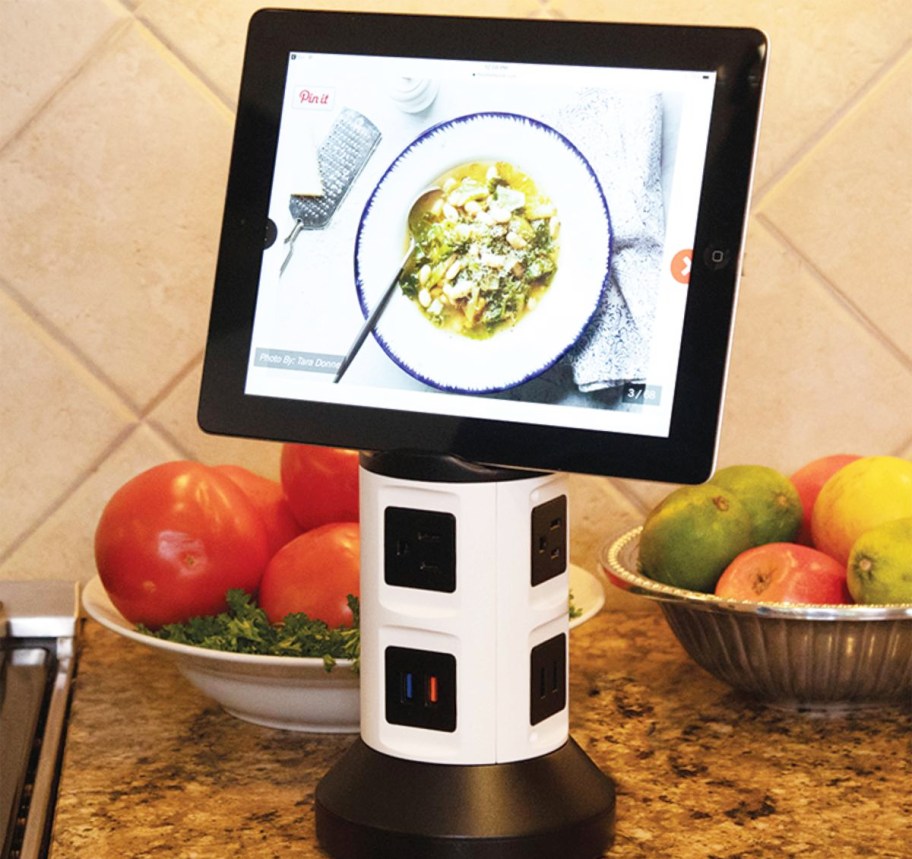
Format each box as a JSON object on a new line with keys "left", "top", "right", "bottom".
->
{"left": 1, "top": 268, "right": 211, "bottom": 453}
{"left": 139, "top": 349, "right": 216, "bottom": 464}
{"left": 0, "top": 414, "right": 190, "bottom": 570}
{"left": 0, "top": 422, "right": 140, "bottom": 570}
{"left": 0, "top": 3, "right": 232, "bottom": 570}
{"left": 133, "top": 13, "right": 238, "bottom": 116}
{"left": 0, "top": 14, "right": 135, "bottom": 159}
{"left": 0, "top": 5, "right": 223, "bottom": 428}
{"left": 608, "top": 477, "right": 657, "bottom": 515}
{"left": 752, "top": 36, "right": 912, "bottom": 206}
{"left": 756, "top": 212, "right": 912, "bottom": 377}
{"left": 139, "top": 347, "right": 205, "bottom": 423}
{"left": 0, "top": 374, "right": 199, "bottom": 570}
{"left": 0, "top": 4, "right": 198, "bottom": 571}
{"left": 0, "top": 273, "right": 150, "bottom": 418}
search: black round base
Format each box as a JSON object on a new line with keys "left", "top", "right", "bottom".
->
{"left": 315, "top": 737, "right": 616, "bottom": 859}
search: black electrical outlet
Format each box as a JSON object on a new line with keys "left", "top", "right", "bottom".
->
{"left": 384, "top": 506, "right": 457, "bottom": 593}
{"left": 530, "top": 633, "right": 566, "bottom": 725}
{"left": 531, "top": 495, "right": 567, "bottom": 586}
{"left": 385, "top": 646, "right": 457, "bottom": 732}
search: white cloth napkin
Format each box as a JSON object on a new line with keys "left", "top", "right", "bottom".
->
{"left": 551, "top": 90, "right": 666, "bottom": 391}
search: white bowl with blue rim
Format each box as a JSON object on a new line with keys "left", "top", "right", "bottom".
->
{"left": 355, "top": 112, "right": 611, "bottom": 393}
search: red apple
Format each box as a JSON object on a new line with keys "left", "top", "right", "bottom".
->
{"left": 715, "top": 542, "right": 851, "bottom": 604}
{"left": 789, "top": 454, "right": 860, "bottom": 545}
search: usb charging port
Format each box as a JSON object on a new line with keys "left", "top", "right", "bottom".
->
{"left": 386, "top": 647, "right": 456, "bottom": 732}
{"left": 401, "top": 671, "right": 416, "bottom": 703}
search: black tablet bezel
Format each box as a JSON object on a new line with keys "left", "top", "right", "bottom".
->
{"left": 198, "top": 9, "right": 767, "bottom": 483}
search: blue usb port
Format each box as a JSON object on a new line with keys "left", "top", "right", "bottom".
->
{"left": 386, "top": 646, "right": 457, "bottom": 732}
{"left": 402, "top": 671, "right": 415, "bottom": 703}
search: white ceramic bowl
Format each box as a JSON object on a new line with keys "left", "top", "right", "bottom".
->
{"left": 355, "top": 111, "right": 611, "bottom": 392}
{"left": 82, "top": 577, "right": 360, "bottom": 733}
{"left": 602, "top": 528, "right": 912, "bottom": 710}
{"left": 569, "top": 563, "right": 606, "bottom": 626}
{"left": 82, "top": 566, "right": 603, "bottom": 731}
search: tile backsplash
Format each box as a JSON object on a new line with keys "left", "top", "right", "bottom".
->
{"left": 1, "top": 0, "right": 910, "bottom": 588}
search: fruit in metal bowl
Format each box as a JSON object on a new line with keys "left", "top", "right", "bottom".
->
{"left": 637, "top": 484, "right": 753, "bottom": 593}
{"left": 811, "top": 455, "right": 912, "bottom": 565}
{"left": 710, "top": 464, "right": 802, "bottom": 546}
{"left": 637, "top": 454, "right": 912, "bottom": 607}
{"left": 789, "top": 453, "right": 860, "bottom": 545}
{"left": 847, "top": 517, "right": 912, "bottom": 604}
{"left": 715, "top": 542, "right": 851, "bottom": 604}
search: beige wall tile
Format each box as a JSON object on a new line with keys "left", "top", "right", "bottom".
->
{"left": 340, "top": 0, "right": 545, "bottom": 13}
{"left": 759, "top": 52, "right": 912, "bottom": 359}
{"left": 546, "top": 0, "right": 912, "bottom": 189}
{"left": 0, "top": 290, "right": 135, "bottom": 557}
{"left": 0, "top": 0, "right": 126, "bottom": 145}
{"left": 611, "top": 477, "right": 683, "bottom": 518}
{"left": 147, "top": 359, "right": 286, "bottom": 478}
{"left": 0, "top": 23, "right": 233, "bottom": 412}
{"left": 0, "top": 424, "right": 181, "bottom": 583}
{"left": 135, "top": 0, "right": 267, "bottom": 106}
{"left": 136, "top": 0, "right": 544, "bottom": 107}
{"left": 568, "top": 475, "right": 656, "bottom": 611}
{"left": 569, "top": 474, "right": 647, "bottom": 567}
{"left": 716, "top": 221, "right": 912, "bottom": 472}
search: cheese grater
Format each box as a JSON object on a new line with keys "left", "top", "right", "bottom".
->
{"left": 280, "top": 108, "right": 382, "bottom": 275}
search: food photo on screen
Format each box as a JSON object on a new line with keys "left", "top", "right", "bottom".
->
{"left": 388, "top": 157, "right": 562, "bottom": 341}
{"left": 354, "top": 110, "right": 611, "bottom": 394}
{"left": 245, "top": 50, "right": 715, "bottom": 440}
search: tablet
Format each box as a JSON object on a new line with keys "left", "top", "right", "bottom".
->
{"left": 199, "top": 9, "right": 767, "bottom": 483}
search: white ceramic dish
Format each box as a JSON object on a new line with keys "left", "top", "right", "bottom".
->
{"left": 82, "top": 567, "right": 602, "bottom": 732}
{"left": 355, "top": 112, "right": 611, "bottom": 392}
{"left": 82, "top": 577, "right": 360, "bottom": 733}
{"left": 569, "top": 562, "right": 605, "bottom": 627}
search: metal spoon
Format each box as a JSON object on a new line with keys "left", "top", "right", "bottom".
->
{"left": 334, "top": 186, "right": 444, "bottom": 383}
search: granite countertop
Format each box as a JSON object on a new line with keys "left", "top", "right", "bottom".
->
{"left": 52, "top": 610, "right": 911, "bottom": 858}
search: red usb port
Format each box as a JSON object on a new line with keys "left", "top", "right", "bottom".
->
{"left": 427, "top": 674, "right": 439, "bottom": 705}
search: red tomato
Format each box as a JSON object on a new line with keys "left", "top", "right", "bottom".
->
{"left": 94, "top": 461, "right": 271, "bottom": 628}
{"left": 258, "top": 522, "right": 360, "bottom": 627}
{"left": 280, "top": 444, "right": 360, "bottom": 531}
{"left": 214, "top": 464, "right": 302, "bottom": 556}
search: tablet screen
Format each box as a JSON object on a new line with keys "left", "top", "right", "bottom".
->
{"left": 200, "top": 11, "right": 767, "bottom": 483}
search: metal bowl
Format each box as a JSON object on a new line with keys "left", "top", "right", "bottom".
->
{"left": 601, "top": 528, "right": 912, "bottom": 710}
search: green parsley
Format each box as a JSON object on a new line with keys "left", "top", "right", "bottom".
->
{"left": 568, "top": 590, "right": 583, "bottom": 621}
{"left": 138, "top": 589, "right": 360, "bottom": 672}
{"left": 141, "top": 589, "right": 581, "bottom": 672}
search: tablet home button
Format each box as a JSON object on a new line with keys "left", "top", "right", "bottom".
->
{"left": 703, "top": 245, "right": 732, "bottom": 270}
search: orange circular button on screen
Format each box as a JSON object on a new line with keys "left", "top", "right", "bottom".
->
{"left": 671, "top": 249, "right": 692, "bottom": 284}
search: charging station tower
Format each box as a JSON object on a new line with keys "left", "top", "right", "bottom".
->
{"left": 314, "top": 450, "right": 616, "bottom": 858}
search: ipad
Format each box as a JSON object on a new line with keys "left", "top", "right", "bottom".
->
{"left": 198, "top": 9, "right": 767, "bottom": 483}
